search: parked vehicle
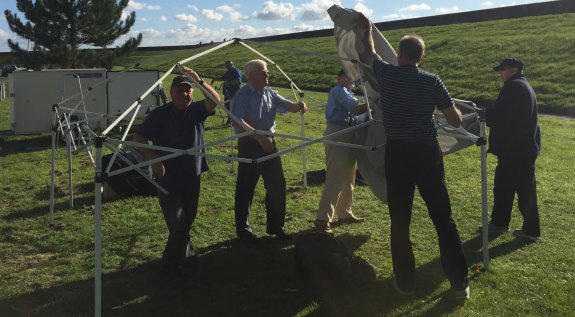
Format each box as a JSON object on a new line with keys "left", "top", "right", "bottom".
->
{"left": 1, "top": 64, "right": 26, "bottom": 76}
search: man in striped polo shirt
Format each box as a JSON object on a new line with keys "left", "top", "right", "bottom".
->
{"left": 358, "top": 14, "right": 470, "bottom": 300}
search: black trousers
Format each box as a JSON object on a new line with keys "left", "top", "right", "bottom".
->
{"left": 234, "top": 137, "right": 286, "bottom": 236}
{"left": 157, "top": 174, "right": 200, "bottom": 271}
{"left": 385, "top": 140, "right": 468, "bottom": 291}
{"left": 491, "top": 155, "right": 540, "bottom": 236}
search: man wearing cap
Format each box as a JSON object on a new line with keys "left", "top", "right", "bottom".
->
{"left": 133, "top": 66, "right": 220, "bottom": 287}
{"left": 485, "top": 58, "right": 541, "bottom": 241}
{"left": 210, "top": 60, "right": 242, "bottom": 125}
{"left": 231, "top": 59, "right": 307, "bottom": 242}
{"left": 357, "top": 14, "right": 470, "bottom": 300}
{"left": 314, "top": 69, "right": 367, "bottom": 235}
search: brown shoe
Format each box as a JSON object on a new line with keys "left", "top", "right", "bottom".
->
{"left": 314, "top": 219, "right": 333, "bottom": 235}
{"left": 338, "top": 215, "right": 365, "bottom": 224}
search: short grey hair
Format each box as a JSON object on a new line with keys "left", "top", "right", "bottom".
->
{"left": 245, "top": 59, "right": 267, "bottom": 79}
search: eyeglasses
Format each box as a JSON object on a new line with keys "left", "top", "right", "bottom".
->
{"left": 255, "top": 70, "right": 269, "bottom": 76}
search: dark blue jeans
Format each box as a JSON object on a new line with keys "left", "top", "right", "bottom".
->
{"left": 385, "top": 140, "right": 469, "bottom": 291}
{"left": 234, "top": 137, "right": 286, "bottom": 237}
{"left": 491, "top": 155, "right": 540, "bottom": 236}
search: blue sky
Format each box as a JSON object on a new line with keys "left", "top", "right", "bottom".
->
{"left": 0, "top": 0, "right": 550, "bottom": 52}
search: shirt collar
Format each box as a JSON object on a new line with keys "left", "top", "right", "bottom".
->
{"left": 247, "top": 83, "right": 267, "bottom": 95}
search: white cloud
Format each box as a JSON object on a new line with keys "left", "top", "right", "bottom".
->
{"left": 354, "top": 0, "right": 373, "bottom": 18}
{"left": 382, "top": 13, "right": 418, "bottom": 21}
{"left": 435, "top": 6, "right": 459, "bottom": 14}
{"left": 217, "top": 5, "right": 237, "bottom": 13}
{"left": 0, "top": 28, "right": 26, "bottom": 52}
{"left": 128, "top": 1, "right": 160, "bottom": 10}
{"left": 292, "top": 22, "right": 315, "bottom": 32}
{"left": 255, "top": 1, "right": 296, "bottom": 20}
{"left": 118, "top": 22, "right": 325, "bottom": 48}
{"left": 140, "top": 17, "right": 149, "bottom": 22}
{"left": 202, "top": 9, "right": 224, "bottom": 21}
{"left": 399, "top": 3, "right": 431, "bottom": 12}
{"left": 0, "top": 28, "right": 9, "bottom": 41}
{"left": 299, "top": 0, "right": 341, "bottom": 21}
{"left": 187, "top": 5, "right": 199, "bottom": 11}
{"left": 175, "top": 14, "right": 198, "bottom": 23}
{"left": 160, "top": 16, "right": 168, "bottom": 22}
{"left": 121, "top": 10, "right": 130, "bottom": 21}
{"left": 481, "top": 1, "right": 493, "bottom": 7}
{"left": 216, "top": 5, "right": 250, "bottom": 22}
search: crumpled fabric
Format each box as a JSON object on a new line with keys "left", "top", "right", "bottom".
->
{"left": 328, "top": 5, "right": 478, "bottom": 201}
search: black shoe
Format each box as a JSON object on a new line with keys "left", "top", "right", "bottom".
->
{"left": 266, "top": 228, "right": 291, "bottom": 240}
{"left": 238, "top": 231, "right": 259, "bottom": 244}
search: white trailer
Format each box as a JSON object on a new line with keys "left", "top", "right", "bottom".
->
{"left": 8, "top": 69, "right": 161, "bottom": 135}
{"left": 9, "top": 69, "right": 108, "bottom": 134}
{"left": 106, "top": 70, "right": 161, "bottom": 125}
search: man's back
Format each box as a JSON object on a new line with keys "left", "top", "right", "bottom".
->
{"left": 373, "top": 59, "right": 453, "bottom": 142}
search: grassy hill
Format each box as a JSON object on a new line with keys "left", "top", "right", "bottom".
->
{"left": 110, "top": 12, "right": 575, "bottom": 116}
{"left": 3, "top": 12, "right": 573, "bottom": 114}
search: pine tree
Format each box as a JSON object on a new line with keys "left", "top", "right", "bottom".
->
{"left": 4, "top": 0, "right": 143, "bottom": 69}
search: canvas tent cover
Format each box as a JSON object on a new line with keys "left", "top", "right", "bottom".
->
{"left": 328, "top": 5, "right": 479, "bottom": 201}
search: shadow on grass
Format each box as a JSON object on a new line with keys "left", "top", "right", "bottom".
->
{"left": 0, "top": 227, "right": 531, "bottom": 316}
{"left": 0, "top": 232, "right": 425, "bottom": 317}
{"left": 0, "top": 134, "right": 53, "bottom": 156}
{"left": 2, "top": 195, "right": 95, "bottom": 221}
{"left": 353, "top": 231, "right": 536, "bottom": 317}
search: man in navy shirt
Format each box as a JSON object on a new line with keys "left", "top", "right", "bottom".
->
{"left": 485, "top": 58, "right": 541, "bottom": 241}
{"left": 358, "top": 14, "right": 469, "bottom": 299}
{"left": 231, "top": 59, "right": 307, "bottom": 242}
{"left": 133, "top": 66, "right": 220, "bottom": 287}
{"left": 211, "top": 60, "right": 242, "bottom": 124}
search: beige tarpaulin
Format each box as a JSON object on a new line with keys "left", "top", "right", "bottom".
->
{"left": 328, "top": 5, "right": 479, "bottom": 201}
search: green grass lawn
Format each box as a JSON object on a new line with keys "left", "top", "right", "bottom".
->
{"left": 1, "top": 82, "right": 575, "bottom": 316}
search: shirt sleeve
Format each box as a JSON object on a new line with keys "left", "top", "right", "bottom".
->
{"left": 333, "top": 86, "right": 359, "bottom": 112}
{"left": 373, "top": 59, "right": 389, "bottom": 85}
{"left": 271, "top": 89, "right": 293, "bottom": 113}
{"left": 433, "top": 76, "right": 454, "bottom": 110}
{"left": 232, "top": 69, "right": 241, "bottom": 81}
{"left": 193, "top": 100, "right": 214, "bottom": 121}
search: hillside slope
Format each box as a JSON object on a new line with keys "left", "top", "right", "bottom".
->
{"left": 117, "top": 12, "right": 575, "bottom": 115}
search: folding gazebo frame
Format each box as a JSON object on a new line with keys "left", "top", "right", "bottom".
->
{"left": 46, "top": 38, "right": 488, "bottom": 317}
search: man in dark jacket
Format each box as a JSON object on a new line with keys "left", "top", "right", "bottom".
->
{"left": 485, "top": 58, "right": 541, "bottom": 241}
{"left": 133, "top": 66, "right": 220, "bottom": 287}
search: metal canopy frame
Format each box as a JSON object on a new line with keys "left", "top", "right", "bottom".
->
{"left": 46, "top": 38, "right": 487, "bottom": 317}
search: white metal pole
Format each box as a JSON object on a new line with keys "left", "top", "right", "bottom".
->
{"left": 49, "top": 106, "right": 57, "bottom": 227}
{"left": 66, "top": 133, "right": 74, "bottom": 208}
{"left": 299, "top": 92, "right": 307, "bottom": 187}
{"left": 94, "top": 137, "right": 104, "bottom": 317}
{"left": 479, "top": 110, "right": 490, "bottom": 270}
